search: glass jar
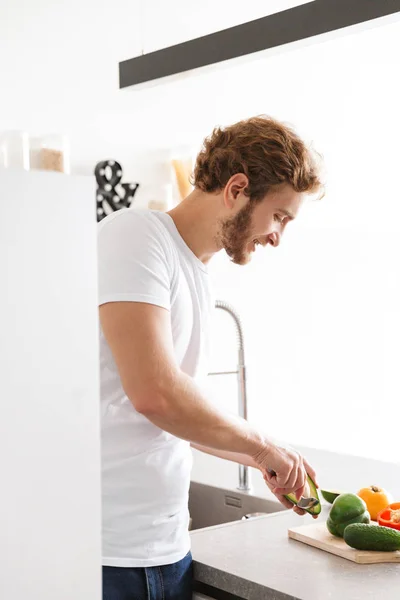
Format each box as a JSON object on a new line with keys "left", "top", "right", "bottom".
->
{"left": 170, "top": 146, "right": 194, "bottom": 203}
{"left": 0, "top": 130, "right": 30, "bottom": 170}
{"left": 29, "top": 134, "right": 70, "bottom": 174}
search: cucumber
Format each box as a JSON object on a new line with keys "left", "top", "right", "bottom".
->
{"left": 344, "top": 524, "right": 400, "bottom": 552}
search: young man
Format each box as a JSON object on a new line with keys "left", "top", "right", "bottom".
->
{"left": 99, "top": 116, "right": 323, "bottom": 600}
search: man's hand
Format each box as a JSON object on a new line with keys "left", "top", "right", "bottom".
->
{"left": 263, "top": 474, "right": 310, "bottom": 516}
{"left": 253, "top": 443, "right": 319, "bottom": 517}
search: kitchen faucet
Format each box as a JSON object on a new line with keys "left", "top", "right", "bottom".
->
{"left": 208, "top": 300, "right": 250, "bottom": 492}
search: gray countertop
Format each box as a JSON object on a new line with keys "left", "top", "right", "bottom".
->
{"left": 190, "top": 507, "right": 399, "bottom": 600}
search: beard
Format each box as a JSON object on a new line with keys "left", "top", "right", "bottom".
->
{"left": 218, "top": 201, "right": 257, "bottom": 265}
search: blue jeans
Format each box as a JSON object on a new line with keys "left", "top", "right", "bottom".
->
{"left": 102, "top": 552, "right": 193, "bottom": 600}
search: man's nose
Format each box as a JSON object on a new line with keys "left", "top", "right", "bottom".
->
{"left": 268, "top": 232, "right": 280, "bottom": 247}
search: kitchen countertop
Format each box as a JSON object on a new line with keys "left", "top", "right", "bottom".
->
{"left": 190, "top": 507, "right": 399, "bottom": 600}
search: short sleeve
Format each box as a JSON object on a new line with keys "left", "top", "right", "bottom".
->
{"left": 98, "top": 211, "right": 172, "bottom": 310}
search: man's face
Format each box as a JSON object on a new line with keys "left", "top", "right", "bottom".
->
{"left": 219, "top": 184, "right": 304, "bottom": 265}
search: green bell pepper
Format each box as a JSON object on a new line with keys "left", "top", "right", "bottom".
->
{"left": 326, "top": 493, "right": 370, "bottom": 538}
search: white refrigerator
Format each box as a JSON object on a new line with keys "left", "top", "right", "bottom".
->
{"left": 0, "top": 170, "right": 101, "bottom": 599}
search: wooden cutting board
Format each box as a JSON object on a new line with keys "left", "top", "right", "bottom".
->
{"left": 288, "top": 521, "right": 400, "bottom": 564}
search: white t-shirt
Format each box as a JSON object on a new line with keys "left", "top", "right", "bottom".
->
{"left": 98, "top": 209, "right": 213, "bottom": 567}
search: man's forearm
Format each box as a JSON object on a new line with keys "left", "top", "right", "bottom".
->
{"left": 191, "top": 443, "right": 260, "bottom": 469}
{"left": 134, "top": 370, "right": 269, "bottom": 462}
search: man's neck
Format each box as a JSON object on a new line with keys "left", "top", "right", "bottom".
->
{"left": 167, "top": 190, "right": 223, "bottom": 264}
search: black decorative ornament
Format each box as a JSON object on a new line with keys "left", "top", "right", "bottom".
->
{"left": 95, "top": 159, "right": 139, "bottom": 222}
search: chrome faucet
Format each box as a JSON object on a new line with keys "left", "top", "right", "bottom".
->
{"left": 208, "top": 300, "right": 250, "bottom": 492}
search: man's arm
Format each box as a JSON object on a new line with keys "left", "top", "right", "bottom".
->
{"left": 100, "top": 301, "right": 309, "bottom": 497}
{"left": 191, "top": 443, "right": 260, "bottom": 469}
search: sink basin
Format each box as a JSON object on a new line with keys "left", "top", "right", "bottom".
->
{"left": 188, "top": 481, "right": 285, "bottom": 530}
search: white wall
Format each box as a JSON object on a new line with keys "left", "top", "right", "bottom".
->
{"left": 1, "top": 2, "right": 400, "bottom": 461}
{"left": 0, "top": 0, "right": 313, "bottom": 204}
{"left": 204, "top": 19, "right": 400, "bottom": 462}
{"left": 0, "top": 171, "right": 101, "bottom": 599}
{"left": 0, "top": 0, "right": 141, "bottom": 176}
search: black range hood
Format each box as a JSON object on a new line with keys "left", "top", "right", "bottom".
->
{"left": 119, "top": 0, "right": 400, "bottom": 89}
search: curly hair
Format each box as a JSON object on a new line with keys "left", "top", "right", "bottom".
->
{"left": 192, "top": 116, "right": 324, "bottom": 201}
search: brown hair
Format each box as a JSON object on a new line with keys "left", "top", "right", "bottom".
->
{"left": 193, "top": 115, "right": 324, "bottom": 201}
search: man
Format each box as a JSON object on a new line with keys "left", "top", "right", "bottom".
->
{"left": 99, "top": 116, "right": 323, "bottom": 600}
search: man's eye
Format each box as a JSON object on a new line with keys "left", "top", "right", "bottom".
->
{"left": 274, "top": 214, "right": 284, "bottom": 224}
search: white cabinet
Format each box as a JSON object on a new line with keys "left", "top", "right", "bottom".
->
{"left": 0, "top": 170, "right": 101, "bottom": 600}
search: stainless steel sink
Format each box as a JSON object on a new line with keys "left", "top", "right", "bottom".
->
{"left": 189, "top": 481, "right": 285, "bottom": 530}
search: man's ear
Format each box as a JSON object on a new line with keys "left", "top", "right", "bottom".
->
{"left": 223, "top": 173, "right": 248, "bottom": 209}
